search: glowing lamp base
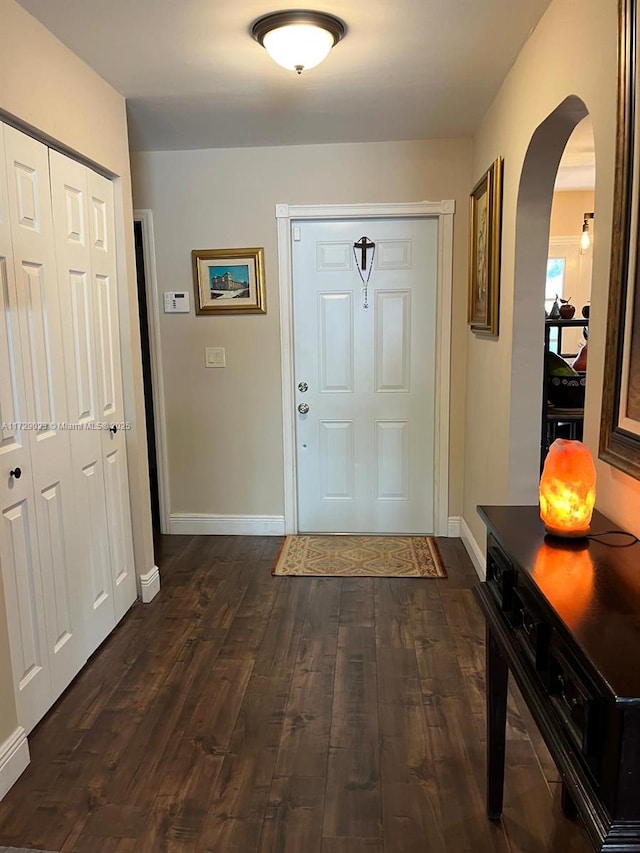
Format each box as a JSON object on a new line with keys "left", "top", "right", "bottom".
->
{"left": 543, "top": 525, "right": 591, "bottom": 539}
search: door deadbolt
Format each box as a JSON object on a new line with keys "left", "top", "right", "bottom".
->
{"left": 298, "top": 382, "right": 308, "bottom": 392}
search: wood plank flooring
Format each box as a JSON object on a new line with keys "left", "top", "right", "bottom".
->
{"left": 0, "top": 535, "right": 592, "bottom": 852}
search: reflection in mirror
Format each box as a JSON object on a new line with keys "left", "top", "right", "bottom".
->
{"left": 599, "top": 0, "right": 640, "bottom": 479}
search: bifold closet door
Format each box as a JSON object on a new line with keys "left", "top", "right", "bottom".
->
{"left": 87, "top": 169, "right": 136, "bottom": 623}
{"left": 0, "top": 124, "right": 84, "bottom": 733}
{"left": 49, "top": 152, "right": 136, "bottom": 652}
{"left": 49, "top": 151, "right": 117, "bottom": 654}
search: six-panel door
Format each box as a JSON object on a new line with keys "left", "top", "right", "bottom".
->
{"left": 0, "top": 123, "right": 137, "bottom": 733}
{"left": 1, "top": 125, "right": 85, "bottom": 731}
{"left": 293, "top": 218, "right": 438, "bottom": 534}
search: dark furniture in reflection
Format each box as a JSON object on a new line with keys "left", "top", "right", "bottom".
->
{"left": 474, "top": 505, "right": 640, "bottom": 852}
{"left": 542, "top": 318, "right": 589, "bottom": 471}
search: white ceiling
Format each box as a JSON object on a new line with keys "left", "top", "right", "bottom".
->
{"left": 17, "top": 0, "right": 553, "bottom": 151}
{"left": 555, "top": 116, "right": 596, "bottom": 191}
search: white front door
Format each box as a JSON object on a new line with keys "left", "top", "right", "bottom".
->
{"left": 292, "top": 217, "right": 438, "bottom": 534}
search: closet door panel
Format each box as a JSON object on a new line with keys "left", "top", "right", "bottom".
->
{"left": 36, "top": 477, "right": 80, "bottom": 697}
{"left": 50, "top": 151, "right": 116, "bottom": 655}
{"left": 88, "top": 170, "right": 136, "bottom": 619}
{"left": 78, "top": 458, "right": 115, "bottom": 651}
{"left": 0, "top": 124, "right": 50, "bottom": 732}
{"left": 4, "top": 128, "right": 63, "bottom": 443}
{"left": 94, "top": 271, "right": 117, "bottom": 422}
{"left": 4, "top": 127, "right": 85, "bottom": 716}
{"left": 0, "top": 263, "right": 23, "bottom": 451}
{"left": 0, "top": 497, "right": 50, "bottom": 734}
{"left": 50, "top": 155, "right": 97, "bottom": 429}
{"left": 0, "top": 123, "right": 29, "bottom": 481}
{"left": 104, "top": 447, "right": 135, "bottom": 602}
{"left": 87, "top": 175, "right": 126, "bottom": 439}
{"left": 20, "top": 261, "right": 56, "bottom": 426}
{"left": 68, "top": 269, "right": 94, "bottom": 420}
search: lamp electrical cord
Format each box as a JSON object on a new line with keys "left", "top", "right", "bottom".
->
{"left": 586, "top": 530, "right": 640, "bottom": 548}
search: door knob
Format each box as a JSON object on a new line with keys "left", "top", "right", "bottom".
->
{"left": 298, "top": 382, "right": 308, "bottom": 392}
{"left": 297, "top": 403, "right": 309, "bottom": 414}
{"left": 10, "top": 467, "right": 22, "bottom": 479}
{"left": 110, "top": 425, "right": 118, "bottom": 434}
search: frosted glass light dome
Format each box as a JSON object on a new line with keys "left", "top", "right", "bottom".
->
{"left": 252, "top": 11, "right": 346, "bottom": 75}
{"left": 263, "top": 24, "right": 334, "bottom": 72}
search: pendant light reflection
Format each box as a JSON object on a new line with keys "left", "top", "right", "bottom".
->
{"left": 580, "top": 211, "right": 594, "bottom": 252}
{"left": 251, "top": 11, "right": 346, "bottom": 74}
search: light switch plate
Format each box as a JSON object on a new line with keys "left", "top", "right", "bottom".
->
{"left": 205, "top": 346, "right": 226, "bottom": 368}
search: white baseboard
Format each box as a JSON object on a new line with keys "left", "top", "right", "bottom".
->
{"left": 139, "top": 565, "right": 161, "bottom": 603}
{"left": 0, "top": 726, "right": 29, "bottom": 801}
{"left": 460, "top": 516, "right": 486, "bottom": 580}
{"left": 169, "top": 514, "right": 285, "bottom": 536}
{"left": 447, "top": 516, "right": 461, "bottom": 538}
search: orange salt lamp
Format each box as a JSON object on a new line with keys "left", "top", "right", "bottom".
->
{"left": 539, "top": 439, "right": 596, "bottom": 538}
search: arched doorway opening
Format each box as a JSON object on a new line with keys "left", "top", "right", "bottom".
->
{"left": 545, "top": 116, "right": 595, "bottom": 456}
{"left": 508, "top": 95, "right": 594, "bottom": 503}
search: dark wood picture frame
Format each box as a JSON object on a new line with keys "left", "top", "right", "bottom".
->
{"left": 599, "top": 0, "right": 640, "bottom": 479}
{"left": 468, "top": 157, "right": 503, "bottom": 336}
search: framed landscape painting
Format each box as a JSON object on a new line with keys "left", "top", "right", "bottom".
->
{"left": 468, "top": 157, "right": 503, "bottom": 336}
{"left": 192, "top": 247, "right": 266, "bottom": 315}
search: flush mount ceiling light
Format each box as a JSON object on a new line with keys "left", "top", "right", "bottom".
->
{"left": 251, "top": 10, "right": 346, "bottom": 75}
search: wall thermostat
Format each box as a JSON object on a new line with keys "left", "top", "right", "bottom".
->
{"left": 164, "top": 291, "right": 190, "bottom": 313}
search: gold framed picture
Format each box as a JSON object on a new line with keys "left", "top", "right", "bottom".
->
{"left": 468, "top": 157, "right": 503, "bottom": 336}
{"left": 192, "top": 247, "right": 266, "bottom": 315}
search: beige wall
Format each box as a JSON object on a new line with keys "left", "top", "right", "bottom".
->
{"left": 464, "top": 0, "right": 639, "bottom": 549}
{"left": 550, "top": 190, "right": 595, "bottom": 237}
{"left": 0, "top": 0, "right": 153, "bottom": 744}
{"left": 131, "top": 139, "right": 472, "bottom": 521}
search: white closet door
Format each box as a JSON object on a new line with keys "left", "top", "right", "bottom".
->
{"left": 3, "top": 125, "right": 84, "bottom": 730}
{"left": 49, "top": 151, "right": 116, "bottom": 654}
{"left": 87, "top": 170, "right": 136, "bottom": 621}
{"left": 0, "top": 124, "right": 50, "bottom": 733}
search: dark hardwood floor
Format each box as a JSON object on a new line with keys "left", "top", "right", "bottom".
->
{"left": 0, "top": 535, "right": 592, "bottom": 852}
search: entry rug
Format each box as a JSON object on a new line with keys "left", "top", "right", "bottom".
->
{"left": 272, "top": 535, "right": 447, "bottom": 578}
{"left": 0, "top": 848, "right": 58, "bottom": 852}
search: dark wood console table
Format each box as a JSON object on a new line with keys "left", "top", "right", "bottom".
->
{"left": 474, "top": 505, "right": 640, "bottom": 851}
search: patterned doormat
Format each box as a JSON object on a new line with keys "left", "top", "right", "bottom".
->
{"left": 0, "top": 848, "right": 58, "bottom": 852}
{"left": 272, "top": 535, "right": 447, "bottom": 578}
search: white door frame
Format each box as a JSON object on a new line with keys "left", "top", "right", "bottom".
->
{"left": 276, "top": 200, "right": 455, "bottom": 536}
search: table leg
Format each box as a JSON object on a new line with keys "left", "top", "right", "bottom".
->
{"left": 486, "top": 623, "right": 509, "bottom": 820}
